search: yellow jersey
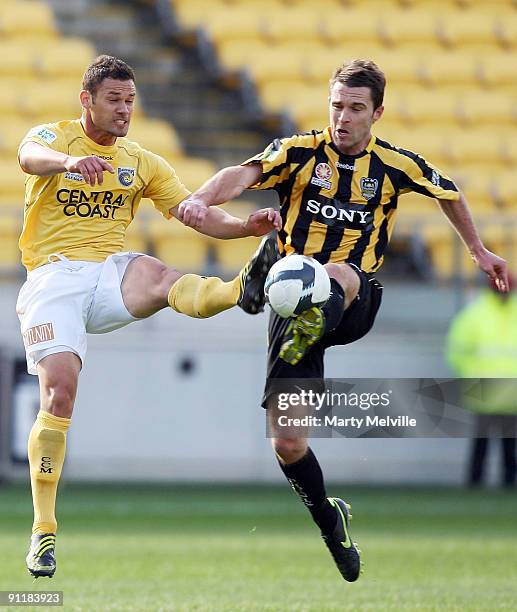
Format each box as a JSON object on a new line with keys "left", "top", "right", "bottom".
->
{"left": 18, "top": 119, "right": 190, "bottom": 271}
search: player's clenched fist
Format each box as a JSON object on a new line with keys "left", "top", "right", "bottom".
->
{"left": 64, "top": 154, "right": 114, "bottom": 186}
{"left": 177, "top": 196, "right": 209, "bottom": 229}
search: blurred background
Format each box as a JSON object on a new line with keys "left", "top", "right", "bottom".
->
{"left": 1, "top": 0, "right": 516, "bottom": 486}
{"left": 1, "top": 1, "right": 516, "bottom": 609}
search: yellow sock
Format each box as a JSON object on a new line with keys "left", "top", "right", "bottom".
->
{"left": 168, "top": 273, "right": 241, "bottom": 318}
{"left": 28, "top": 410, "right": 71, "bottom": 535}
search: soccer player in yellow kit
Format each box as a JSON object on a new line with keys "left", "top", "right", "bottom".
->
{"left": 17, "top": 55, "right": 281, "bottom": 578}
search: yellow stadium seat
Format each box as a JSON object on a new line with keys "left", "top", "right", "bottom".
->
{"left": 0, "top": 214, "right": 22, "bottom": 268}
{"left": 264, "top": 6, "right": 324, "bottom": 43}
{"left": 421, "top": 223, "right": 479, "bottom": 280}
{"left": 377, "top": 127, "right": 450, "bottom": 165}
{"left": 0, "top": 161, "right": 27, "bottom": 203}
{"left": 305, "top": 46, "right": 419, "bottom": 85}
{"left": 216, "top": 39, "right": 256, "bottom": 72}
{"left": 420, "top": 53, "right": 481, "bottom": 86}
{"left": 0, "top": 43, "right": 35, "bottom": 76}
{"left": 322, "top": 10, "right": 384, "bottom": 46}
{"left": 459, "top": 93, "right": 517, "bottom": 127}
{"left": 245, "top": 45, "right": 308, "bottom": 86}
{"left": 438, "top": 10, "right": 501, "bottom": 49}
{"left": 23, "top": 81, "right": 81, "bottom": 121}
{"left": 445, "top": 130, "right": 506, "bottom": 168}
{"left": 202, "top": 7, "right": 268, "bottom": 45}
{"left": 168, "top": 157, "right": 217, "bottom": 192}
{"left": 212, "top": 236, "right": 261, "bottom": 272}
{"left": 171, "top": 0, "right": 227, "bottom": 29}
{"left": 0, "top": 1, "right": 56, "bottom": 39}
{"left": 35, "top": 38, "right": 95, "bottom": 78}
{"left": 374, "top": 52, "right": 425, "bottom": 85}
{"left": 479, "top": 53, "right": 517, "bottom": 88}
{"left": 379, "top": 10, "right": 441, "bottom": 47}
{"left": 391, "top": 90, "right": 461, "bottom": 125}
{"left": 127, "top": 119, "right": 183, "bottom": 158}
{"left": 491, "top": 171, "right": 517, "bottom": 208}
{"left": 452, "top": 172, "right": 494, "bottom": 210}
{"left": 0, "top": 120, "right": 31, "bottom": 158}
{"left": 148, "top": 217, "right": 208, "bottom": 271}
{"left": 124, "top": 215, "right": 148, "bottom": 253}
{"left": 498, "top": 16, "right": 517, "bottom": 49}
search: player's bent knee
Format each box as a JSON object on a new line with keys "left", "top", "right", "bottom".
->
{"left": 41, "top": 383, "right": 76, "bottom": 418}
{"left": 273, "top": 437, "right": 308, "bottom": 463}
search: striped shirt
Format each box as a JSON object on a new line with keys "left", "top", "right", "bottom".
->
{"left": 244, "top": 127, "right": 459, "bottom": 273}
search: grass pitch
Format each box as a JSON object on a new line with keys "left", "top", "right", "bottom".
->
{"left": 1, "top": 483, "right": 516, "bottom": 611}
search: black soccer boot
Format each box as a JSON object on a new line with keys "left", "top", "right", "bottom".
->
{"left": 238, "top": 235, "right": 280, "bottom": 314}
{"left": 322, "top": 498, "right": 362, "bottom": 582}
{"left": 26, "top": 533, "right": 56, "bottom": 578}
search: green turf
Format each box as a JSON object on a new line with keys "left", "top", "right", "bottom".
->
{"left": 1, "top": 483, "right": 516, "bottom": 611}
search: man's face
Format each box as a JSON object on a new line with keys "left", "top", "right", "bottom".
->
{"left": 329, "top": 83, "right": 383, "bottom": 155}
{"left": 84, "top": 78, "right": 136, "bottom": 138}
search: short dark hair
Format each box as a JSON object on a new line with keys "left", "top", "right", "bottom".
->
{"left": 82, "top": 55, "right": 135, "bottom": 97}
{"left": 330, "top": 59, "right": 386, "bottom": 109}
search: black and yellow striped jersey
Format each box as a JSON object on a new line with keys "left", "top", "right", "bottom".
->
{"left": 243, "top": 126, "right": 460, "bottom": 273}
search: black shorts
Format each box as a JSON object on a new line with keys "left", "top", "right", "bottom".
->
{"left": 262, "top": 266, "right": 383, "bottom": 408}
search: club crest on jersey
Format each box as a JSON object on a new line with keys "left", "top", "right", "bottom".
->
{"left": 118, "top": 167, "right": 135, "bottom": 187}
{"left": 311, "top": 163, "right": 333, "bottom": 190}
{"left": 360, "top": 177, "right": 378, "bottom": 200}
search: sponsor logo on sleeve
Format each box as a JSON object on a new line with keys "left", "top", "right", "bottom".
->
{"left": 33, "top": 127, "right": 57, "bottom": 144}
{"left": 360, "top": 177, "right": 379, "bottom": 200}
{"left": 117, "top": 167, "right": 135, "bottom": 187}
{"left": 431, "top": 170, "right": 440, "bottom": 186}
{"left": 310, "top": 162, "right": 333, "bottom": 190}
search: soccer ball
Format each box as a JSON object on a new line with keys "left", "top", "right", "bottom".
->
{"left": 264, "top": 255, "right": 331, "bottom": 318}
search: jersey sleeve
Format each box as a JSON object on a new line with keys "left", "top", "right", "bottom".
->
{"left": 397, "top": 149, "right": 460, "bottom": 201}
{"left": 142, "top": 152, "right": 191, "bottom": 219}
{"left": 18, "top": 123, "right": 67, "bottom": 158}
{"left": 241, "top": 137, "right": 297, "bottom": 192}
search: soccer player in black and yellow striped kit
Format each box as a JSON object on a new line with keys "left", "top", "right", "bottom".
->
{"left": 178, "top": 59, "right": 509, "bottom": 582}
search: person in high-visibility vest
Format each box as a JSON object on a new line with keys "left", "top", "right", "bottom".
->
{"left": 447, "top": 276, "right": 517, "bottom": 487}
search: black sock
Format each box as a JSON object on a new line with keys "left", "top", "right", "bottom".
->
{"left": 278, "top": 447, "right": 337, "bottom": 534}
{"left": 322, "top": 279, "right": 345, "bottom": 334}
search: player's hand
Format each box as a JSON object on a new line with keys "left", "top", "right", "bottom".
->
{"left": 243, "top": 207, "right": 282, "bottom": 237}
{"left": 177, "top": 196, "right": 209, "bottom": 229}
{"left": 64, "top": 155, "right": 114, "bottom": 186}
{"left": 472, "top": 247, "right": 510, "bottom": 292}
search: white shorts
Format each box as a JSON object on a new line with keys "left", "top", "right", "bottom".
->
{"left": 16, "top": 252, "right": 144, "bottom": 374}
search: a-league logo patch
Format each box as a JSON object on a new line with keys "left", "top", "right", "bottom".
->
{"left": 311, "top": 162, "right": 333, "bottom": 190}
{"left": 360, "top": 177, "right": 378, "bottom": 200}
{"left": 118, "top": 167, "right": 135, "bottom": 187}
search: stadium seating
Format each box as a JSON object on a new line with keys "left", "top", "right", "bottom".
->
{"left": 0, "top": 0, "right": 236, "bottom": 274}
{"left": 169, "top": 0, "right": 517, "bottom": 281}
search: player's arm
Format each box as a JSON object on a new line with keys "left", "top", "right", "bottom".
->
{"left": 437, "top": 192, "right": 509, "bottom": 292}
{"left": 176, "top": 164, "right": 262, "bottom": 229}
{"left": 18, "top": 141, "right": 114, "bottom": 186}
{"left": 171, "top": 202, "right": 281, "bottom": 239}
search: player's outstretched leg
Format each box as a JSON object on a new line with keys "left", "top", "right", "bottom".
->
{"left": 273, "top": 441, "right": 362, "bottom": 582}
{"left": 167, "top": 235, "right": 279, "bottom": 318}
{"left": 237, "top": 235, "right": 279, "bottom": 314}
{"left": 26, "top": 533, "right": 57, "bottom": 578}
